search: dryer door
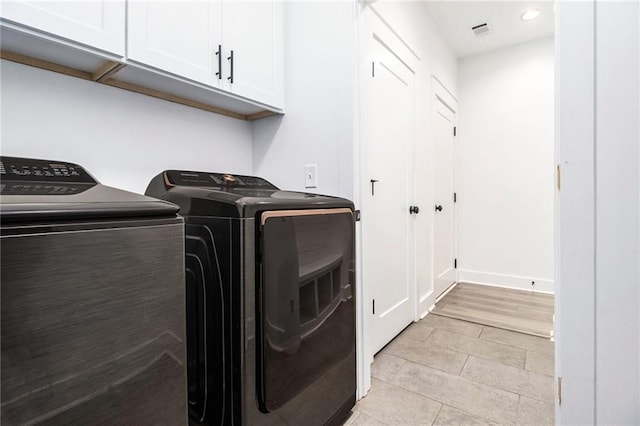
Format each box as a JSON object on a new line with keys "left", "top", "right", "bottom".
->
{"left": 257, "top": 208, "right": 356, "bottom": 412}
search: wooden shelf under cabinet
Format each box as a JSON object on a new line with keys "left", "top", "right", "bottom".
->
{"left": 0, "top": 25, "right": 282, "bottom": 121}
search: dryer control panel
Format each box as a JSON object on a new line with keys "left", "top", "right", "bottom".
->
{"left": 165, "top": 170, "right": 278, "bottom": 191}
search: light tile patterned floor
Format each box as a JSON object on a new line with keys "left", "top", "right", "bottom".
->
{"left": 346, "top": 315, "right": 554, "bottom": 425}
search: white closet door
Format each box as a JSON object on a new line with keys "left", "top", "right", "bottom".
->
{"left": 433, "top": 94, "right": 457, "bottom": 298}
{"left": 362, "top": 32, "right": 416, "bottom": 356}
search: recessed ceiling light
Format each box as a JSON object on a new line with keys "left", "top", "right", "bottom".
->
{"left": 521, "top": 9, "right": 541, "bottom": 21}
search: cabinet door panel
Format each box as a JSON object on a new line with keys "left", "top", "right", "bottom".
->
{"left": 222, "top": 1, "right": 283, "bottom": 108}
{"left": 1, "top": 0, "right": 125, "bottom": 55}
{"left": 128, "top": 0, "right": 222, "bottom": 87}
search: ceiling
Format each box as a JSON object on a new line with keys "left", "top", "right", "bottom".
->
{"left": 423, "top": 1, "right": 555, "bottom": 58}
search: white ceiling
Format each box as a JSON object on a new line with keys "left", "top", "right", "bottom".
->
{"left": 423, "top": 1, "right": 555, "bottom": 58}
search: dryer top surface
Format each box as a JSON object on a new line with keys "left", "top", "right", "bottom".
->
{"left": 146, "top": 170, "right": 354, "bottom": 218}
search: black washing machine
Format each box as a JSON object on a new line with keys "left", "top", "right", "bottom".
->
{"left": 146, "top": 170, "right": 356, "bottom": 425}
{"left": 0, "top": 156, "right": 187, "bottom": 425}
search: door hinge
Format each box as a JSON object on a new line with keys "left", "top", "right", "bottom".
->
{"left": 453, "top": 126, "right": 457, "bottom": 137}
{"left": 372, "top": 299, "right": 375, "bottom": 315}
{"left": 557, "top": 377, "right": 562, "bottom": 405}
{"left": 372, "top": 61, "right": 375, "bottom": 77}
{"left": 454, "top": 258, "right": 457, "bottom": 269}
{"left": 454, "top": 192, "right": 457, "bottom": 203}
{"left": 355, "top": 210, "right": 361, "bottom": 222}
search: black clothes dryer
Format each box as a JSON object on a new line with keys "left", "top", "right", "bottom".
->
{"left": 146, "top": 170, "right": 356, "bottom": 426}
{"left": 0, "top": 156, "right": 187, "bottom": 425}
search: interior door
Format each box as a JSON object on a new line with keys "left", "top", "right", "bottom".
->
{"left": 433, "top": 95, "right": 457, "bottom": 298}
{"left": 363, "top": 34, "right": 415, "bottom": 356}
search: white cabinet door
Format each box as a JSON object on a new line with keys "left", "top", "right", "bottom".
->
{"left": 0, "top": 0, "right": 125, "bottom": 55}
{"left": 127, "top": 0, "right": 222, "bottom": 87}
{"left": 221, "top": 0, "right": 283, "bottom": 108}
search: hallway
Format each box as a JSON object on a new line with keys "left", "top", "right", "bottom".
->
{"left": 432, "top": 283, "right": 554, "bottom": 338}
{"left": 347, "top": 315, "right": 554, "bottom": 425}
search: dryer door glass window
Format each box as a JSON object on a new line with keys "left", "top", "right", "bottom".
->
{"left": 258, "top": 209, "right": 355, "bottom": 411}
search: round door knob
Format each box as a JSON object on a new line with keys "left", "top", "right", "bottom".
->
{"left": 409, "top": 206, "right": 420, "bottom": 214}
{"left": 435, "top": 204, "right": 443, "bottom": 212}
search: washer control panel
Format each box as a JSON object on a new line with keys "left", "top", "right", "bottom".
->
{"left": 165, "top": 170, "right": 278, "bottom": 191}
{"left": 0, "top": 157, "right": 96, "bottom": 184}
{"left": 0, "top": 183, "right": 93, "bottom": 196}
{"left": 1, "top": 157, "right": 97, "bottom": 195}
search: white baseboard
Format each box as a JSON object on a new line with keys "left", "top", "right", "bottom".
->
{"left": 418, "top": 290, "right": 434, "bottom": 319}
{"left": 435, "top": 281, "right": 459, "bottom": 303}
{"left": 457, "top": 269, "right": 554, "bottom": 294}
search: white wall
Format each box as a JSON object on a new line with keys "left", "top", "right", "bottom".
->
{"left": 457, "top": 38, "right": 555, "bottom": 293}
{"left": 0, "top": 59, "right": 253, "bottom": 194}
{"left": 252, "top": 1, "right": 355, "bottom": 200}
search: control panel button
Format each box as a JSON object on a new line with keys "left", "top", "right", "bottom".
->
{"left": 222, "top": 174, "right": 237, "bottom": 183}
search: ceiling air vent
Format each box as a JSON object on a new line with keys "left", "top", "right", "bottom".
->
{"left": 471, "top": 22, "right": 491, "bottom": 37}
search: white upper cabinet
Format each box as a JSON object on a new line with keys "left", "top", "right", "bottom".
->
{"left": 222, "top": 1, "right": 283, "bottom": 108}
{"left": 127, "top": 0, "right": 283, "bottom": 109}
{"left": 0, "top": 0, "right": 283, "bottom": 115}
{"left": 0, "top": 0, "right": 125, "bottom": 56}
{"left": 127, "top": 0, "right": 223, "bottom": 88}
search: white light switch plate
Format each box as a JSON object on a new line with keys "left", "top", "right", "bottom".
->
{"left": 305, "top": 164, "right": 317, "bottom": 188}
